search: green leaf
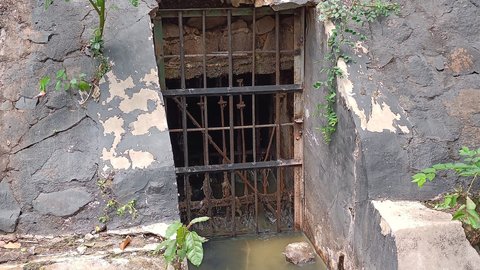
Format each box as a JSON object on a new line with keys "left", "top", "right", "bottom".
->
{"left": 186, "top": 231, "right": 205, "bottom": 267}
{"left": 164, "top": 239, "right": 177, "bottom": 263}
{"left": 39, "top": 76, "right": 51, "bottom": 92}
{"left": 45, "top": 0, "right": 54, "bottom": 10}
{"left": 56, "top": 69, "right": 66, "bottom": 80}
{"left": 422, "top": 168, "right": 436, "bottom": 174}
{"left": 77, "top": 80, "right": 91, "bottom": 91}
{"left": 452, "top": 205, "right": 466, "bottom": 220}
{"left": 55, "top": 80, "right": 62, "bottom": 91}
{"left": 165, "top": 221, "right": 182, "bottom": 239}
{"left": 466, "top": 196, "right": 476, "bottom": 210}
{"left": 176, "top": 226, "right": 187, "bottom": 246}
{"left": 189, "top": 216, "right": 210, "bottom": 227}
{"left": 411, "top": 173, "right": 427, "bottom": 187}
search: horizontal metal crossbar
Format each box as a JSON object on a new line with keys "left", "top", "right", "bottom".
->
{"left": 162, "top": 84, "right": 302, "bottom": 97}
{"left": 157, "top": 7, "right": 294, "bottom": 18}
{"left": 175, "top": 159, "right": 302, "bottom": 174}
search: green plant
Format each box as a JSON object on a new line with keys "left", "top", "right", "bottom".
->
{"left": 154, "top": 217, "right": 210, "bottom": 270}
{"left": 412, "top": 147, "right": 480, "bottom": 229}
{"left": 315, "top": 0, "right": 399, "bottom": 143}
{"left": 117, "top": 199, "right": 137, "bottom": 219}
{"left": 39, "top": 0, "right": 136, "bottom": 100}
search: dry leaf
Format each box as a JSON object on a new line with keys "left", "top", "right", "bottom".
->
{"left": 4, "top": 242, "right": 21, "bottom": 249}
{"left": 119, "top": 236, "right": 131, "bottom": 250}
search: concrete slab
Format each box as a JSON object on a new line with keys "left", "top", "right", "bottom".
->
{"left": 373, "top": 200, "right": 480, "bottom": 270}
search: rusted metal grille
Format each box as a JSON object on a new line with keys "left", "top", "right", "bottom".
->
{"left": 153, "top": 7, "right": 304, "bottom": 236}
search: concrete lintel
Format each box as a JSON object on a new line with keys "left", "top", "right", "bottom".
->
{"left": 372, "top": 200, "right": 480, "bottom": 270}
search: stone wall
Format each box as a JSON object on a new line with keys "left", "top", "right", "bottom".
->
{"left": 303, "top": 0, "right": 480, "bottom": 269}
{"left": 0, "top": 0, "right": 179, "bottom": 234}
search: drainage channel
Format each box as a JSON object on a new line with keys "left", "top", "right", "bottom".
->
{"left": 191, "top": 232, "right": 328, "bottom": 270}
{"left": 153, "top": 5, "right": 305, "bottom": 238}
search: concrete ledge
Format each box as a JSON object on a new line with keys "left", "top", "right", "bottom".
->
{"left": 372, "top": 200, "right": 480, "bottom": 270}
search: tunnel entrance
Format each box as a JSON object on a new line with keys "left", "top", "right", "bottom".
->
{"left": 153, "top": 6, "right": 304, "bottom": 237}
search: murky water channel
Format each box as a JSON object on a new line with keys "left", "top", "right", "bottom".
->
{"left": 190, "top": 232, "right": 328, "bottom": 270}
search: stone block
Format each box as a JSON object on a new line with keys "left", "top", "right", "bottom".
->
{"left": 372, "top": 200, "right": 480, "bottom": 270}
{"left": 283, "top": 242, "right": 316, "bottom": 265}
{"left": 0, "top": 182, "right": 21, "bottom": 233}
{"left": 33, "top": 188, "right": 93, "bottom": 217}
{"left": 255, "top": 16, "right": 275, "bottom": 35}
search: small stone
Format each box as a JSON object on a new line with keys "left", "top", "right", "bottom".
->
{"left": 28, "top": 246, "right": 36, "bottom": 255}
{"left": 77, "top": 245, "right": 87, "bottom": 255}
{"left": 283, "top": 242, "right": 316, "bottom": 265}
{"left": 15, "top": 97, "right": 37, "bottom": 110}
{"left": 84, "top": 233, "right": 95, "bottom": 241}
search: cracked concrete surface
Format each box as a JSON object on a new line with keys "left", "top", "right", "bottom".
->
{"left": 0, "top": 0, "right": 178, "bottom": 235}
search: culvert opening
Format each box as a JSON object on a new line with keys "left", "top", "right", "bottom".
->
{"left": 153, "top": 5, "right": 305, "bottom": 237}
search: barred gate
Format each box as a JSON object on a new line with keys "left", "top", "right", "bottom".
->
{"left": 153, "top": 6, "right": 304, "bottom": 236}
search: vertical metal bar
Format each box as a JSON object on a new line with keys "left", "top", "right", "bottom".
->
{"left": 252, "top": 9, "right": 256, "bottom": 86}
{"left": 228, "top": 10, "right": 233, "bottom": 88}
{"left": 275, "top": 11, "right": 281, "bottom": 233}
{"left": 202, "top": 10, "right": 207, "bottom": 89}
{"left": 229, "top": 95, "right": 236, "bottom": 236}
{"left": 275, "top": 12, "right": 280, "bottom": 85}
{"left": 179, "top": 11, "right": 186, "bottom": 89}
{"left": 252, "top": 94, "right": 258, "bottom": 233}
{"left": 227, "top": 11, "right": 235, "bottom": 235}
{"left": 293, "top": 8, "right": 305, "bottom": 230}
{"left": 152, "top": 17, "right": 166, "bottom": 91}
{"left": 275, "top": 93, "right": 281, "bottom": 233}
{"left": 182, "top": 96, "right": 190, "bottom": 222}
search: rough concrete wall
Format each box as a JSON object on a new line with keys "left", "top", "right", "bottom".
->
{"left": 303, "top": 0, "right": 480, "bottom": 269}
{"left": 0, "top": 0, "right": 178, "bottom": 234}
{"left": 303, "top": 7, "right": 368, "bottom": 268}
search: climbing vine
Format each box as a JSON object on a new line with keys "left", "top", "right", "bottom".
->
{"left": 38, "top": 0, "right": 138, "bottom": 103}
{"left": 315, "top": 0, "right": 399, "bottom": 143}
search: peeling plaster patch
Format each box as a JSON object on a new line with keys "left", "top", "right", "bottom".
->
{"left": 100, "top": 116, "right": 131, "bottom": 170}
{"left": 141, "top": 69, "right": 160, "bottom": 88}
{"left": 104, "top": 71, "right": 135, "bottom": 103}
{"left": 336, "top": 59, "right": 409, "bottom": 133}
{"left": 102, "top": 116, "right": 125, "bottom": 151}
{"left": 366, "top": 97, "right": 400, "bottom": 132}
{"left": 130, "top": 107, "right": 168, "bottom": 135}
{"left": 119, "top": 89, "right": 159, "bottom": 113}
{"left": 102, "top": 149, "right": 131, "bottom": 170}
{"left": 128, "top": 150, "right": 155, "bottom": 169}
{"left": 379, "top": 218, "right": 391, "bottom": 236}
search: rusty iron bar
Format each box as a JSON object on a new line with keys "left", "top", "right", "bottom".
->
{"left": 202, "top": 10, "right": 207, "bottom": 89}
{"left": 162, "top": 50, "right": 295, "bottom": 58}
{"left": 179, "top": 12, "right": 190, "bottom": 224}
{"left": 236, "top": 80, "right": 247, "bottom": 196}
{"left": 161, "top": 84, "right": 302, "bottom": 97}
{"left": 275, "top": 11, "right": 281, "bottom": 233}
{"left": 171, "top": 97, "right": 260, "bottom": 194}
{"left": 175, "top": 159, "right": 301, "bottom": 174}
{"left": 252, "top": 8, "right": 256, "bottom": 87}
{"left": 227, "top": 10, "right": 236, "bottom": 237}
{"left": 168, "top": 122, "right": 294, "bottom": 133}
{"left": 198, "top": 96, "right": 213, "bottom": 224}
{"left": 252, "top": 94, "right": 258, "bottom": 233}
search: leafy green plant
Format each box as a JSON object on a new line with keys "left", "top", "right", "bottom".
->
{"left": 315, "top": 0, "right": 399, "bottom": 143}
{"left": 154, "top": 217, "right": 210, "bottom": 270}
{"left": 39, "top": 0, "right": 136, "bottom": 100}
{"left": 412, "top": 147, "right": 480, "bottom": 229}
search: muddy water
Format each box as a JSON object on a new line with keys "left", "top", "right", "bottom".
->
{"left": 190, "top": 232, "right": 328, "bottom": 270}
